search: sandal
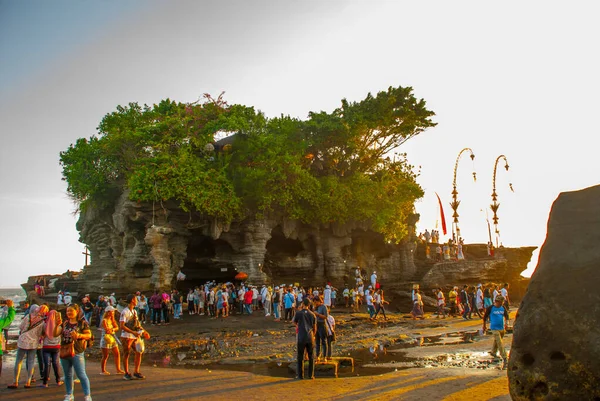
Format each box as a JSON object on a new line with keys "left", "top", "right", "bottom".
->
{"left": 7, "top": 385, "right": 18, "bottom": 389}
{"left": 24, "top": 383, "right": 32, "bottom": 389}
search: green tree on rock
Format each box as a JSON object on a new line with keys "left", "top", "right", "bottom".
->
{"left": 60, "top": 86, "right": 435, "bottom": 242}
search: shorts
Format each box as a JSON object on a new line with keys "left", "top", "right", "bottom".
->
{"left": 100, "top": 334, "right": 119, "bottom": 349}
{"left": 199, "top": 302, "right": 204, "bottom": 308}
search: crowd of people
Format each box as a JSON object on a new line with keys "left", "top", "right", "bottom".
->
{"left": 2, "top": 293, "right": 150, "bottom": 401}
{"left": 418, "top": 229, "right": 466, "bottom": 261}
{"left": 1, "top": 265, "right": 514, "bottom": 391}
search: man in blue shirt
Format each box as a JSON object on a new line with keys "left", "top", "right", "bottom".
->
{"left": 283, "top": 289, "right": 295, "bottom": 322}
{"left": 482, "top": 295, "right": 510, "bottom": 368}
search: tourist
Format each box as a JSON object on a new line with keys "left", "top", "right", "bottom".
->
{"left": 313, "top": 296, "right": 329, "bottom": 362}
{"left": 208, "top": 287, "right": 216, "bottom": 317}
{"left": 330, "top": 286, "right": 337, "bottom": 308}
{"left": 501, "top": 283, "right": 511, "bottom": 311}
{"left": 264, "top": 286, "right": 272, "bottom": 317}
{"left": 187, "top": 289, "right": 195, "bottom": 315}
{"left": 373, "top": 288, "right": 389, "bottom": 320}
{"left": 424, "top": 229, "right": 431, "bottom": 243}
{"left": 150, "top": 290, "right": 162, "bottom": 325}
{"left": 343, "top": 285, "right": 350, "bottom": 308}
{"left": 82, "top": 297, "right": 94, "bottom": 325}
{"left": 8, "top": 304, "right": 48, "bottom": 389}
{"left": 436, "top": 244, "right": 443, "bottom": 261}
{"left": 198, "top": 287, "right": 205, "bottom": 315}
{"left": 41, "top": 310, "right": 64, "bottom": 387}
{"left": 64, "top": 292, "right": 73, "bottom": 306}
{"left": 457, "top": 241, "right": 465, "bottom": 260}
{"left": 482, "top": 295, "right": 510, "bottom": 369}
{"left": 325, "top": 310, "right": 336, "bottom": 360}
{"left": 161, "top": 290, "right": 171, "bottom": 324}
{"left": 0, "top": 299, "right": 16, "bottom": 378}
{"left": 54, "top": 304, "right": 93, "bottom": 401}
{"left": 350, "top": 287, "right": 358, "bottom": 312}
{"left": 283, "top": 288, "right": 295, "bottom": 321}
{"left": 483, "top": 284, "right": 493, "bottom": 309}
{"left": 370, "top": 271, "right": 377, "bottom": 289}
{"left": 448, "top": 287, "right": 458, "bottom": 317}
{"left": 410, "top": 289, "right": 424, "bottom": 320}
{"left": 138, "top": 294, "right": 148, "bottom": 323}
{"left": 172, "top": 290, "right": 182, "bottom": 319}
{"left": 436, "top": 287, "right": 446, "bottom": 318}
{"left": 460, "top": 285, "right": 471, "bottom": 320}
{"left": 252, "top": 286, "right": 259, "bottom": 311}
{"left": 98, "top": 305, "right": 124, "bottom": 375}
{"left": 120, "top": 294, "right": 150, "bottom": 380}
{"left": 215, "top": 286, "right": 224, "bottom": 318}
{"left": 292, "top": 298, "right": 316, "bottom": 380}
{"left": 272, "top": 286, "right": 281, "bottom": 321}
{"left": 57, "top": 291, "right": 64, "bottom": 306}
{"left": 493, "top": 285, "right": 500, "bottom": 302}
{"left": 365, "top": 290, "right": 375, "bottom": 318}
{"left": 95, "top": 295, "right": 108, "bottom": 328}
{"left": 244, "top": 286, "right": 253, "bottom": 315}
{"left": 323, "top": 285, "right": 332, "bottom": 309}
{"left": 108, "top": 293, "right": 117, "bottom": 307}
{"left": 468, "top": 286, "right": 482, "bottom": 319}
{"left": 476, "top": 284, "right": 484, "bottom": 314}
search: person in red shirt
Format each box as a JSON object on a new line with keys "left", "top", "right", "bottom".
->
{"left": 244, "top": 287, "right": 254, "bottom": 315}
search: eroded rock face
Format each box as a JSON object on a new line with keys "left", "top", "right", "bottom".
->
{"left": 69, "top": 190, "right": 534, "bottom": 303}
{"left": 508, "top": 184, "right": 600, "bottom": 400}
{"left": 74, "top": 191, "right": 420, "bottom": 297}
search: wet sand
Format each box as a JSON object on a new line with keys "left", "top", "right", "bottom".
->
{"left": 0, "top": 307, "right": 513, "bottom": 400}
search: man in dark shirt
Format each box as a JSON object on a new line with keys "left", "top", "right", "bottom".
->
{"left": 292, "top": 298, "right": 316, "bottom": 379}
{"left": 313, "top": 296, "right": 329, "bottom": 361}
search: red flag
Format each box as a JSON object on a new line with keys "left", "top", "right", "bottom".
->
{"left": 435, "top": 192, "right": 447, "bottom": 235}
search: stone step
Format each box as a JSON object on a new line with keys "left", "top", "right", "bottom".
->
{"left": 287, "top": 356, "right": 354, "bottom": 378}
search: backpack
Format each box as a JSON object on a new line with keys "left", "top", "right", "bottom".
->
{"left": 76, "top": 319, "right": 95, "bottom": 349}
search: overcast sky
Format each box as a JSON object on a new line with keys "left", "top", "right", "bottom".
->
{"left": 1, "top": 1, "right": 598, "bottom": 287}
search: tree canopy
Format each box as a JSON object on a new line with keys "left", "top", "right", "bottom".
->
{"left": 60, "top": 86, "right": 436, "bottom": 242}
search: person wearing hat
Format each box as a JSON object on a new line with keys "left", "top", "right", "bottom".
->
{"left": 100, "top": 305, "right": 125, "bottom": 375}
{"left": 482, "top": 295, "right": 510, "bottom": 369}
{"left": 120, "top": 294, "right": 150, "bottom": 380}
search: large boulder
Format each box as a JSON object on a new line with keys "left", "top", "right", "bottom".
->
{"left": 508, "top": 184, "right": 600, "bottom": 400}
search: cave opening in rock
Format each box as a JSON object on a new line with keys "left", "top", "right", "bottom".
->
{"left": 264, "top": 225, "right": 310, "bottom": 282}
{"left": 179, "top": 233, "right": 237, "bottom": 290}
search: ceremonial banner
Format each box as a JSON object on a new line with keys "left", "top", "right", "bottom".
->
{"left": 435, "top": 192, "right": 448, "bottom": 236}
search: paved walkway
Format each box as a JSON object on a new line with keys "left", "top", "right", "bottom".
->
{"left": 0, "top": 360, "right": 509, "bottom": 400}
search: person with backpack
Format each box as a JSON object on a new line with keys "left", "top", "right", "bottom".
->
{"left": 53, "top": 304, "right": 93, "bottom": 401}
{"left": 482, "top": 295, "right": 510, "bottom": 369}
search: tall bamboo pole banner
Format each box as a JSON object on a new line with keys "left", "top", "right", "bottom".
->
{"left": 450, "top": 148, "right": 476, "bottom": 240}
{"left": 490, "top": 155, "right": 514, "bottom": 246}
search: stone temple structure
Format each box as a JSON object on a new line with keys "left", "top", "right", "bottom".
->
{"left": 65, "top": 189, "right": 535, "bottom": 303}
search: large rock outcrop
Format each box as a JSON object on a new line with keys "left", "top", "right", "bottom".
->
{"left": 61, "top": 190, "right": 535, "bottom": 302}
{"left": 509, "top": 184, "right": 600, "bottom": 400}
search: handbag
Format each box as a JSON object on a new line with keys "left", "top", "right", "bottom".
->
{"left": 60, "top": 342, "right": 75, "bottom": 359}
